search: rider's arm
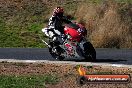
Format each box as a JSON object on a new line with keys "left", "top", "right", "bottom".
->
{"left": 62, "top": 16, "right": 72, "bottom": 24}
{"left": 48, "top": 15, "right": 56, "bottom": 29}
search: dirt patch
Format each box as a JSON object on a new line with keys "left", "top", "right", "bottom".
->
{"left": 0, "top": 62, "right": 132, "bottom": 88}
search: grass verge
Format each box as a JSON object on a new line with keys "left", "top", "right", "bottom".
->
{"left": 0, "top": 62, "right": 132, "bottom": 87}
{"left": 0, "top": 75, "right": 59, "bottom": 88}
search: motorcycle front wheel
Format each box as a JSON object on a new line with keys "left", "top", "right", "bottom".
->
{"left": 48, "top": 46, "right": 65, "bottom": 61}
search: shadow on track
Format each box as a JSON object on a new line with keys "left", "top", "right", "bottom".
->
{"left": 63, "top": 58, "right": 127, "bottom": 63}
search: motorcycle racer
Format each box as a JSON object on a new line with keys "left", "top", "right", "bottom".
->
{"left": 42, "top": 7, "right": 71, "bottom": 45}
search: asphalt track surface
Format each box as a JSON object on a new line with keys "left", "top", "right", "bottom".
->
{"left": 0, "top": 48, "right": 132, "bottom": 67}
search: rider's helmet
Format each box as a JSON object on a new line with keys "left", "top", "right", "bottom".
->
{"left": 53, "top": 7, "right": 64, "bottom": 17}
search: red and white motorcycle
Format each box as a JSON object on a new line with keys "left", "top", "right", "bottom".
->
{"left": 42, "top": 22, "right": 96, "bottom": 61}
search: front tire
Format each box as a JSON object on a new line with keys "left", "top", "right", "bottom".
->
{"left": 49, "top": 46, "right": 64, "bottom": 61}
{"left": 83, "top": 42, "right": 96, "bottom": 61}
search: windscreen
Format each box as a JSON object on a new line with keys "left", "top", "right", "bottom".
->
{"left": 65, "top": 22, "right": 80, "bottom": 30}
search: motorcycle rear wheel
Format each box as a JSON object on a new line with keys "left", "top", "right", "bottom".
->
{"left": 83, "top": 42, "right": 96, "bottom": 61}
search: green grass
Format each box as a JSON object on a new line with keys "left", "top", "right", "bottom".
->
{"left": 0, "top": 0, "right": 132, "bottom": 48}
{"left": 0, "top": 75, "right": 59, "bottom": 88}
{"left": 0, "top": 0, "right": 49, "bottom": 48}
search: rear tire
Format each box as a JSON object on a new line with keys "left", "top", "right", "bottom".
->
{"left": 83, "top": 42, "right": 96, "bottom": 61}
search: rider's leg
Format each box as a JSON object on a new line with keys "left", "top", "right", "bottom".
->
{"left": 42, "top": 28, "right": 55, "bottom": 38}
{"left": 42, "top": 28, "right": 55, "bottom": 48}
{"left": 42, "top": 28, "right": 59, "bottom": 45}
{"left": 54, "top": 27, "right": 66, "bottom": 44}
{"left": 42, "top": 28, "right": 49, "bottom": 37}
